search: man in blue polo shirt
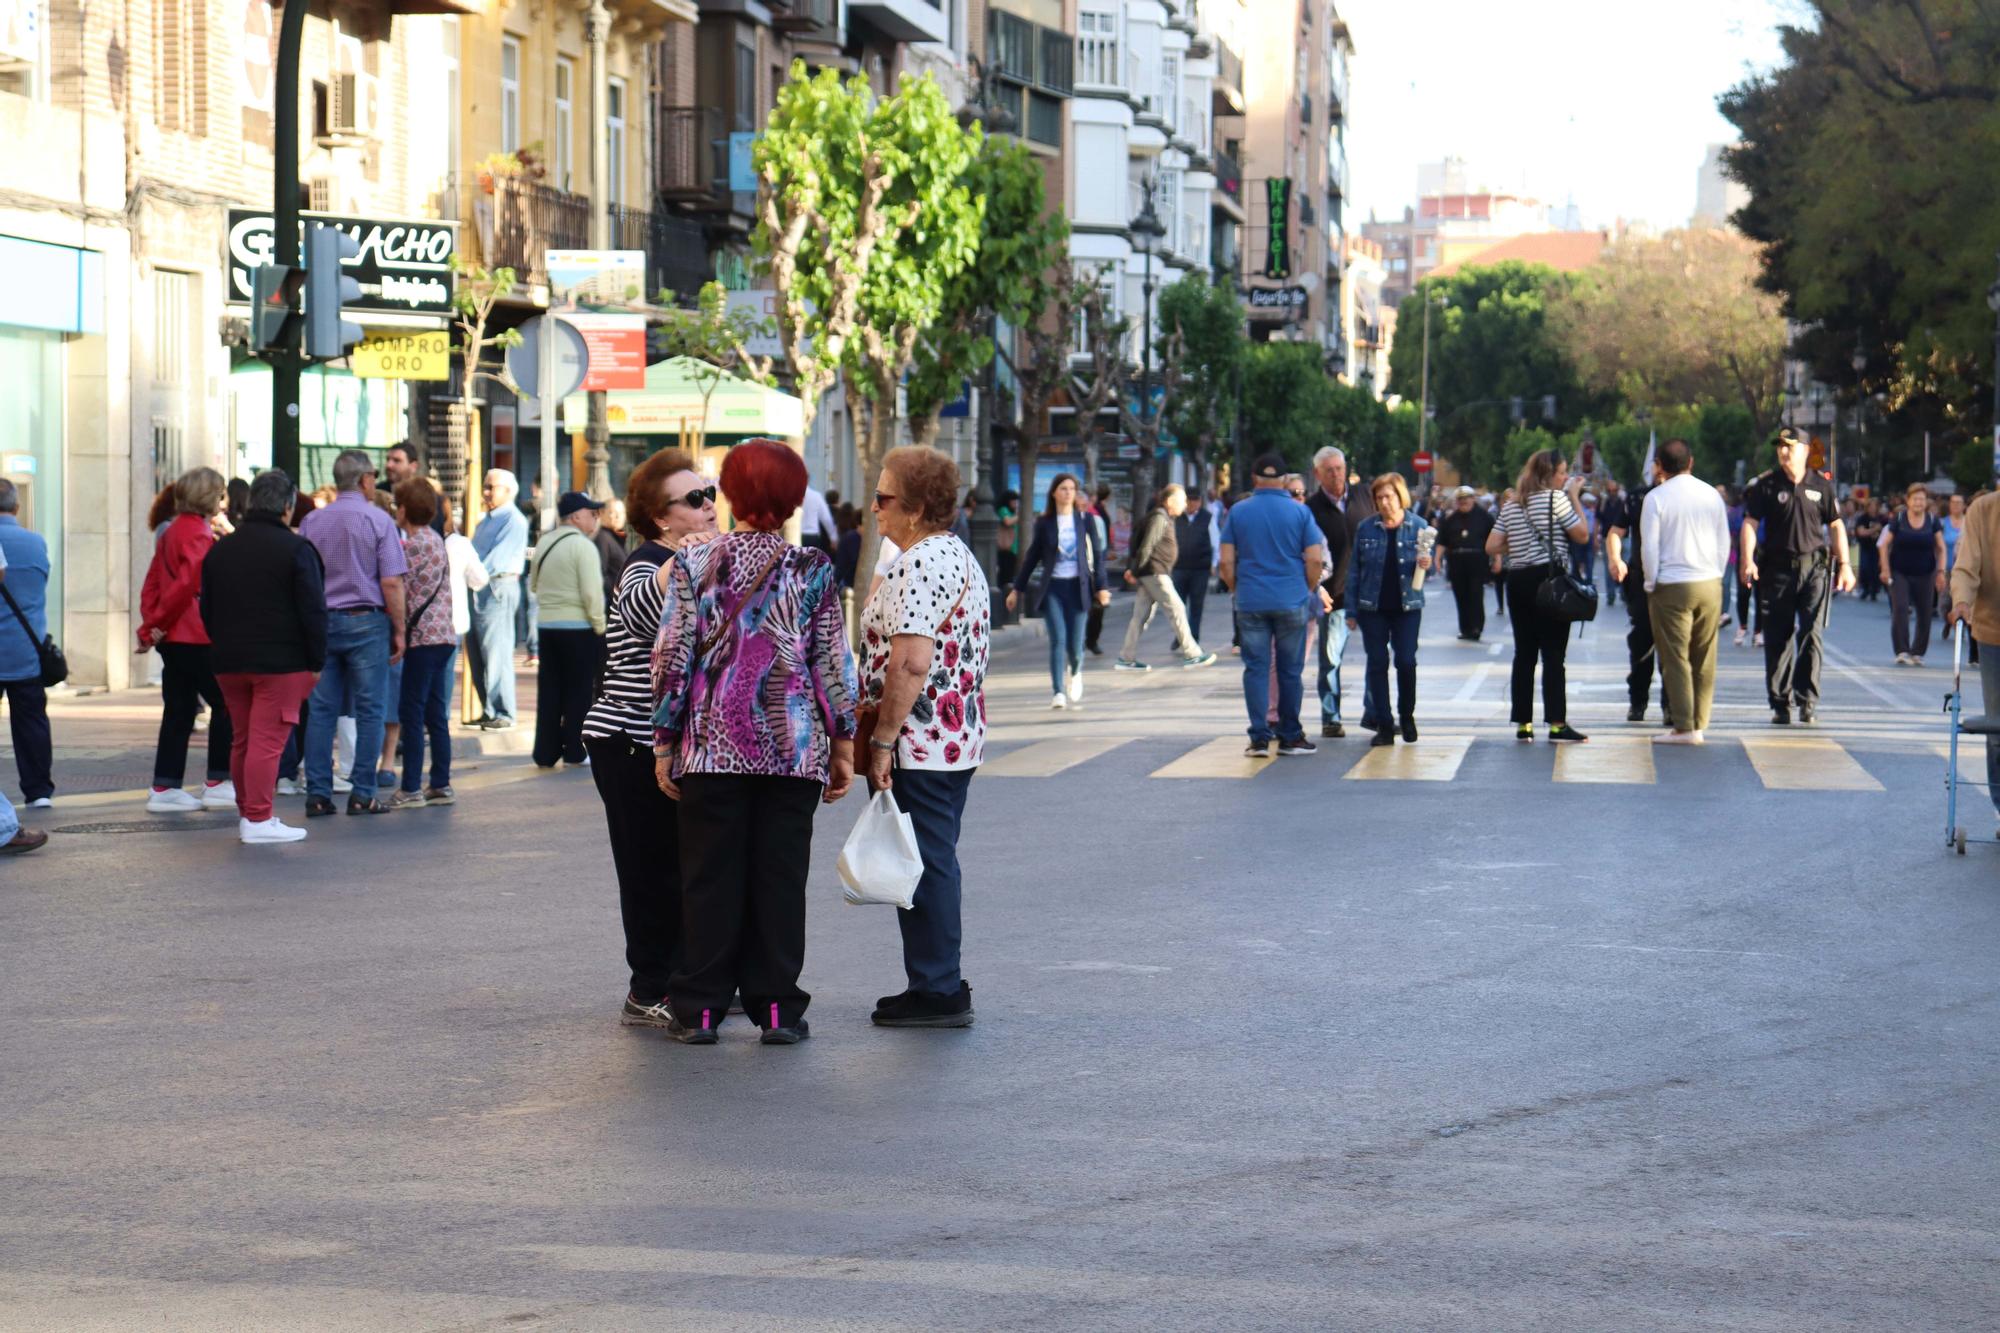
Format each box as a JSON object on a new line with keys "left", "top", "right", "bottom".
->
{"left": 1220, "top": 453, "right": 1325, "bottom": 758}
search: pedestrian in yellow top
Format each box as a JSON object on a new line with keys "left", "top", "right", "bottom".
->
{"left": 529, "top": 491, "right": 608, "bottom": 768}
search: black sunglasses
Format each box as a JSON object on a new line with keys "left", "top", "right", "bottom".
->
{"left": 874, "top": 490, "right": 900, "bottom": 508}
{"left": 669, "top": 485, "right": 718, "bottom": 508}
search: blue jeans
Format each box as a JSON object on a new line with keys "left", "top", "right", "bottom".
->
{"left": 1356, "top": 607, "right": 1422, "bottom": 728}
{"left": 1316, "top": 609, "right": 1379, "bottom": 727}
{"left": 1043, "top": 577, "right": 1086, "bottom": 695}
{"left": 889, "top": 766, "right": 974, "bottom": 994}
{"left": 470, "top": 578, "right": 520, "bottom": 722}
{"left": 1237, "top": 605, "right": 1310, "bottom": 744}
{"left": 0, "top": 788, "right": 17, "bottom": 843}
{"left": 399, "top": 643, "right": 456, "bottom": 793}
{"left": 305, "top": 610, "right": 392, "bottom": 801}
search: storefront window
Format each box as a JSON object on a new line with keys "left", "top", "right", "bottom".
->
{"left": 0, "top": 328, "right": 65, "bottom": 635}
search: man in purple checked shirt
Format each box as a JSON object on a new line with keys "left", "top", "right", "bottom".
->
{"left": 298, "top": 449, "right": 409, "bottom": 816}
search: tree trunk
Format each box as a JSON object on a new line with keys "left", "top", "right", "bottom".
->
{"left": 911, "top": 411, "right": 943, "bottom": 449}
{"left": 848, "top": 375, "right": 902, "bottom": 603}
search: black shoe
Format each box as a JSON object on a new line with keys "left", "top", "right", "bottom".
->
{"left": 666, "top": 1007, "right": 720, "bottom": 1044}
{"left": 1370, "top": 728, "right": 1395, "bottom": 747}
{"left": 1243, "top": 739, "right": 1272, "bottom": 758}
{"left": 1798, "top": 705, "right": 1817, "bottom": 725}
{"left": 1322, "top": 722, "right": 1345, "bottom": 739}
{"left": 1360, "top": 714, "right": 1384, "bottom": 733}
{"left": 620, "top": 995, "right": 675, "bottom": 1028}
{"left": 874, "top": 989, "right": 915, "bottom": 1019}
{"left": 1546, "top": 724, "right": 1589, "bottom": 743}
{"left": 872, "top": 982, "right": 974, "bottom": 1028}
{"left": 761, "top": 1018, "right": 811, "bottom": 1045}
{"left": 1771, "top": 707, "right": 1792, "bottom": 726}
{"left": 1086, "top": 643, "right": 1104, "bottom": 657}
{"left": 1626, "top": 705, "right": 1646, "bottom": 723}
{"left": 1400, "top": 716, "right": 1418, "bottom": 743}
{"left": 346, "top": 794, "right": 388, "bottom": 815}
{"left": 304, "top": 795, "right": 337, "bottom": 818}
{"left": 1276, "top": 736, "right": 1318, "bottom": 756}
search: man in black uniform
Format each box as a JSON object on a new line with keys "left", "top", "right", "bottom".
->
{"left": 1434, "top": 486, "right": 1495, "bottom": 640}
{"left": 1602, "top": 457, "right": 1669, "bottom": 723}
{"left": 1741, "top": 427, "right": 1855, "bottom": 725}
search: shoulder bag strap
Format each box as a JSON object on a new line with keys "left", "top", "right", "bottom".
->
{"left": 0, "top": 581, "right": 36, "bottom": 644}
{"left": 696, "top": 541, "right": 790, "bottom": 662}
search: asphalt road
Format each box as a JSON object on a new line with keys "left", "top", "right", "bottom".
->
{"left": 3, "top": 579, "right": 1998, "bottom": 1330}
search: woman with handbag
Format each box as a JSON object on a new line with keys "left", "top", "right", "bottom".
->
{"left": 582, "top": 448, "right": 716, "bottom": 1030}
{"left": 1487, "top": 449, "right": 1592, "bottom": 743}
{"left": 858, "top": 446, "right": 991, "bottom": 1029}
{"left": 1004, "top": 474, "right": 1110, "bottom": 710}
{"left": 1344, "top": 473, "right": 1435, "bottom": 748}
{"left": 651, "top": 439, "right": 856, "bottom": 1046}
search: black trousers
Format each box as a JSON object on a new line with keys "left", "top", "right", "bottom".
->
{"left": 1171, "top": 566, "right": 1211, "bottom": 644}
{"left": 586, "top": 734, "right": 681, "bottom": 1006}
{"left": 1889, "top": 570, "right": 1937, "bottom": 659}
{"left": 1447, "top": 553, "right": 1487, "bottom": 638}
{"left": 1621, "top": 578, "right": 1668, "bottom": 713}
{"left": 1085, "top": 597, "right": 1107, "bottom": 652}
{"left": 154, "top": 641, "right": 231, "bottom": 787}
{"left": 1736, "top": 574, "right": 1757, "bottom": 631}
{"left": 1505, "top": 567, "right": 1569, "bottom": 726}
{"left": 0, "top": 678, "right": 52, "bottom": 801}
{"left": 533, "top": 628, "right": 601, "bottom": 767}
{"left": 672, "top": 773, "right": 821, "bottom": 1028}
{"left": 1760, "top": 556, "right": 1831, "bottom": 709}
{"left": 1492, "top": 566, "right": 1507, "bottom": 613}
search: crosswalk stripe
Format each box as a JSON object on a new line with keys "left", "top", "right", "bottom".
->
{"left": 1741, "top": 736, "right": 1884, "bottom": 791}
{"left": 1150, "top": 736, "right": 1271, "bottom": 779}
{"left": 1343, "top": 738, "right": 1471, "bottom": 782}
{"left": 983, "top": 736, "right": 1135, "bottom": 778}
{"left": 1554, "top": 737, "right": 1657, "bottom": 785}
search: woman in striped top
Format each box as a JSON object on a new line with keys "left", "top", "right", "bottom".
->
{"left": 583, "top": 448, "right": 718, "bottom": 1030}
{"left": 1485, "top": 448, "right": 1592, "bottom": 743}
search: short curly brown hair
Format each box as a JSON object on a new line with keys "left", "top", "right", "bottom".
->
{"left": 625, "top": 447, "right": 696, "bottom": 540}
{"left": 880, "top": 447, "right": 961, "bottom": 528}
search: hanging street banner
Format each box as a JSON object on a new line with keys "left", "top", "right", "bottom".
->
{"left": 226, "top": 210, "right": 456, "bottom": 318}
{"left": 1265, "top": 178, "right": 1292, "bottom": 280}
{"left": 351, "top": 331, "right": 450, "bottom": 380}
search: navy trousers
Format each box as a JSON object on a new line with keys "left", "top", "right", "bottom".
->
{"left": 889, "top": 766, "right": 974, "bottom": 994}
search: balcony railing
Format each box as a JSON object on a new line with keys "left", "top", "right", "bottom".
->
{"left": 1210, "top": 144, "right": 1241, "bottom": 201}
{"left": 647, "top": 211, "right": 714, "bottom": 304}
{"left": 992, "top": 13, "right": 1074, "bottom": 98}
{"left": 655, "top": 106, "right": 730, "bottom": 210}
{"left": 1077, "top": 32, "right": 1118, "bottom": 87}
{"left": 771, "top": 0, "right": 838, "bottom": 33}
{"left": 453, "top": 175, "right": 590, "bottom": 290}
{"left": 1215, "top": 39, "right": 1242, "bottom": 99}
{"left": 1038, "top": 26, "right": 1073, "bottom": 95}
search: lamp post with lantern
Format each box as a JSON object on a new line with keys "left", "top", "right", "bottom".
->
{"left": 1129, "top": 179, "right": 1169, "bottom": 520}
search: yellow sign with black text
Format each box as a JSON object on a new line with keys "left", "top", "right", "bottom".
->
{"left": 352, "top": 331, "right": 449, "bottom": 381}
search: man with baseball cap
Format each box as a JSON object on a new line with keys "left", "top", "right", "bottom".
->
{"left": 528, "top": 491, "right": 609, "bottom": 767}
{"left": 1219, "top": 453, "right": 1324, "bottom": 757}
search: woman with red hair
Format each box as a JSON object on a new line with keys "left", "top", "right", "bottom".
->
{"left": 650, "top": 439, "right": 857, "bottom": 1046}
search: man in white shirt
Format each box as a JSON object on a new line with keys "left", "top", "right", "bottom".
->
{"left": 799, "top": 485, "right": 837, "bottom": 554}
{"left": 1641, "top": 438, "right": 1732, "bottom": 744}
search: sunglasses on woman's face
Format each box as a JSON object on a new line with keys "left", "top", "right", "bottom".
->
{"left": 669, "top": 485, "right": 718, "bottom": 508}
{"left": 873, "top": 491, "right": 900, "bottom": 508}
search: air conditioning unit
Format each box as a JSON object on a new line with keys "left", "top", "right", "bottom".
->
{"left": 308, "top": 176, "right": 337, "bottom": 211}
{"left": 330, "top": 71, "right": 374, "bottom": 139}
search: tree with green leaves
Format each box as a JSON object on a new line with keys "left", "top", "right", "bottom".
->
{"left": 1154, "top": 273, "right": 1246, "bottom": 492}
{"left": 650, "top": 281, "right": 776, "bottom": 456}
{"left": 906, "top": 138, "right": 1069, "bottom": 448}
{"left": 1006, "top": 261, "right": 1089, "bottom": 521}
{"left": 754, "top": 63, "right": 983, "bottom": 589}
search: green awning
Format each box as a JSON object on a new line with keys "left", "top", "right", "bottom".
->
{"left": 563, "top": 357, "right": 803, "bottom": 438}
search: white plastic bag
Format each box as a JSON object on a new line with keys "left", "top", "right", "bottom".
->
{"left": 837, "top": 789, "right": 923, "bottom": 908}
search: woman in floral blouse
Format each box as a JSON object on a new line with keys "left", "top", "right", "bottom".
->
{"left": 651, "top": 439, "right": 856, "bottom": 1046}
{"left": 859, "top": 446, "right": 990, "bottom": 1030}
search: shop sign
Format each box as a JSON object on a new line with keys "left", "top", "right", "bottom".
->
{"left": 227, "top": 210, "right": 456, "bottom": 316}
{"left": 566, "top": 313, "right": 648, "bottom": 390}
{"left": 351, "top": 330, "right": 450, "bottom": 381}
{"left": 1247, "top": 286, "right": 1308, "bottom": 311}
{"left": 1265, "top": 178, "right": 1291, "bottom": 279}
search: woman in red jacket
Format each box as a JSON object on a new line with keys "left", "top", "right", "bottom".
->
{"left": 138, "top": 467, "right": 236, "bottom": 813}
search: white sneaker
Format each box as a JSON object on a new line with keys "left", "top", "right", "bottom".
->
{"left": 1733, "top": 628, "right": 1746, "bottom": 647}
{"left": 1911, "top": 656, "right": 1925, "bottom": 668}
{"left": 1050, "top": 692, "right": 1067, "bottom": 710}
{"left": 146, "top": 787, "right": 203, "bottom": 813}
{"left": 1652, "top": 729, "right": 1705, "bottom": 745}
{"left": 275, "top": 777, "right": 300, "bottom": 796}
{"left": 332, "top": 774, "right": 354, "bottom": 794}
{"left": 1754, "top": 632, "right": 1764, "bottom": 647}
{"left": 1066, "top": 669, "right": 1083, "bottom": 703}
{"left": 240, "top": 816, "right": 308, "bottom": 844}
{"left": 26, "top": 796, "right": 51, "bottom": 809}
{"left": 201, "top": 780, "right": 238, "bottom": 811}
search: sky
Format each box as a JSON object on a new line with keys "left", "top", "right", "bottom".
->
{"left": 1337, "top": 0, "right": 1801, "bottom": 231}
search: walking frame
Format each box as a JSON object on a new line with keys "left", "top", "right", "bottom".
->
{"left": 1943, "top": 620, "right": 1999, "bottom": 855}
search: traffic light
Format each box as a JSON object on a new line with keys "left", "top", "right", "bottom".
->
{"left": 249, "top": 264, "right": 301, "bottom": 352}
{"left": 304, "top": 223, "right": 365, "bottom": 360}
{"left": 1541, "top": 394, "right": 1557, "bottom": 422}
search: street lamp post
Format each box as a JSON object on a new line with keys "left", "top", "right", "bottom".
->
{"left": 582, "top": 0, "right": 612, "bottom": 504}
{"left": 1130, "top": 180, "right": 1168, "bottom": 518}
{"left": 1416, "top": 289, "right": 1445, "bottom": 461}
{"left": 956, "top": 61, "right": 1017, "bottom": 610}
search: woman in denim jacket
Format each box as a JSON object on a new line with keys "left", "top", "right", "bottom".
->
{"left": 1344, "top": 473, "right": 1434, "bottom": 748}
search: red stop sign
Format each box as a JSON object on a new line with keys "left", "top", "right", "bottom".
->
{"left": 1412, "top": 452, "right": 1433, "bottom": 473}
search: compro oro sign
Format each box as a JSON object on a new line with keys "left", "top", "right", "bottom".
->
{"left": 227, "top": 210, "right": 457, "bottom": 320}
{"left": 351, "top": 331, "right": 450, "bottom": 381}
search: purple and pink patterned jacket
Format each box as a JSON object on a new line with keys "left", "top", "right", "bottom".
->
{"left": 650, "top": 530, "right": 858, "bottom": 784}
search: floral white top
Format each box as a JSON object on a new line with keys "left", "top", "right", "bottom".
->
{"left": 859, "top": 533, "right": 992, "bottom": 770}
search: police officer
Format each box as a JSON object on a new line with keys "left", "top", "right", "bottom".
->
{"left": 1602, "top": 456, "right": 1670, "bottom": 723}
{"left": 1434, "top": 486, "right": 1494, "bottom": 640}
{"left": 1741, "top": 427, "right": 1855, "bottom": 725}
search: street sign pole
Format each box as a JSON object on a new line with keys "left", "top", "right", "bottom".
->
{"left": 541, "top": 308, "right": 559, "bottom": 539}
{"left": 270, "top": 0, "right": 309, "bottom": 482}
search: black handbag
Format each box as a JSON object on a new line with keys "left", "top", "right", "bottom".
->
{"left": 0, "top": 581, "right": 67, "bottom": 687}
{"left": 1531, "top": 491, "right": 1599, "bottom": 625}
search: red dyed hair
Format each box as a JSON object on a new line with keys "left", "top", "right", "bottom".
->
{"left": 720, "top": 437, "right": 807, "bottom": 532}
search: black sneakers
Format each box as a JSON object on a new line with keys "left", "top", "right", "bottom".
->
{"left": 1626, "top": 705, "right": 1646, "bottom": 723}
{"left": 1798, "top": 705, "right": 1817, "bottom": 725}
{"left": 1370, "top": 728, "right": 1395, "bottom": 748}
{"left": 1244, "top": 739, "right": 1272, "bottom": 758}
{"left": 1400, "top": 717, "right": 1418, "bottom": 743}
{"left": 872, "top": 982, "right": 975, "bottom": 1028}
{"left": 666, "top": 1008, "right": 720, "bottom": 1044}
{"left": 1546, "top": 724, "right": 1589, "bottom": 743}
{"left": 761, "top": 1019, "right": 811, "bottom": 1045}
{"left": 1771, "top": 706, "right": 1792, "bottom": 726}
{"left": 1276, "top": 736, "right": 1318, "bottom": 757}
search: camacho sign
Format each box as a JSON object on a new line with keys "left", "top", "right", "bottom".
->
{"left": 226, "top": 210, "right": 457, "bottom": 318}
